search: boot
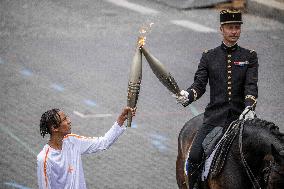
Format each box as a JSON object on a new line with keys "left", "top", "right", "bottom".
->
{"left": 187, "top": 162, "right": 200, "bottom": 189}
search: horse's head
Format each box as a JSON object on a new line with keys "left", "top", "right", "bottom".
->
{"left": 266, "top": 144, "right": 284, "bottom": 189}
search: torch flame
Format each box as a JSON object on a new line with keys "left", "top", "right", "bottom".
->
{"left": 137, "top": 36, "right": 146, "bottom": 47}
{"left": 137, "top": 22, "right": 154, "bottom": 47}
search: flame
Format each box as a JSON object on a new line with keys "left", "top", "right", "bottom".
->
{"left": 137, "top": 36, "right": 146, "bottom": 47}
{"left": 137, "top": 22, "right": 154, "bottom": 47}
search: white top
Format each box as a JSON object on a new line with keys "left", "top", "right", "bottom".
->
{"left": 37, "top": 122, "right": 125, "bottom": 189}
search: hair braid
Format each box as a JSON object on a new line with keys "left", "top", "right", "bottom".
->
{"left": 40, "top": 108, "right": 61, "bottom": 138}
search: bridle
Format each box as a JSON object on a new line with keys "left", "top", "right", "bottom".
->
{"left": 239, "top": 118, "right": 284, "bottom": 189}
{"left": 263, "top": 160, "right": 284, "bottom": 188}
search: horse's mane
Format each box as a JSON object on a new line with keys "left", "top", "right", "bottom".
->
{"left": 244, "top": 118, "right": 284, "bottom": 141}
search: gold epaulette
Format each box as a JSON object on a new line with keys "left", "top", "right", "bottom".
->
{"left": 249, "top": 49, "right": 255, "bottom": 53}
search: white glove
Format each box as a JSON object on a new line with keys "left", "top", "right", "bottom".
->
{"left": 174, "top": 90, "right": 189, "bottom": 105}
{"left": 239, "top": 106, "right": 256, "bottom": 120}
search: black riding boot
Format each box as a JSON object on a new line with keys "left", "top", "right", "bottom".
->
{"left": 187, "top": 162, "right": 200, "bottom": 189}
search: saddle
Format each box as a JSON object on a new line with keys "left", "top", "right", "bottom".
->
{"left": 201, "top": 120, "right": 241, "bottom": 180}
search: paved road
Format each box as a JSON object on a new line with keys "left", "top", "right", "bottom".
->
{"left": 0, "top": 0, "right": 283, "bottom": 188}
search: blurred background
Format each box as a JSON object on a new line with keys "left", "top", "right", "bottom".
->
{"left": 0, "top": 0, "right": 283, "bottom": 188}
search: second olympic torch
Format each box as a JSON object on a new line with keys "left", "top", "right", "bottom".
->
{"left": 126, "top": 47, "right": 142, "bottom": 127}
{"left": 141, "top": 46, "right": 181, "bottom": 96}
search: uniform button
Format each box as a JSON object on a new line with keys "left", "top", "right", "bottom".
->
{"left": 228, "top": 71, "right": 232, "bottom": 74}
{"left": 228, "top": 92, "right": 232, "bottom": 95}
{"left": 228, "top": 76, "right": 232, "bottom": 79}
{"left": 228, "top": 87, "right": 232, "bottom": 90}
{"left": 228, "top": 55, "right": 231, "bottom": 58}
{"left": 228, "top": 82, "right": 232, "bottom": 85}
{"left": 228, "top": 65, "right": 231, "bottom": 68}
{"left": 228, "top": 60, "right": 231, "bottom": 63}
{"left": 229, "top": 97, "right": 231, "bottom": 100}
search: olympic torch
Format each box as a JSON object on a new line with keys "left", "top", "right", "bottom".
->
{"left": 141, "top": 46, "right": 181, "bottom": 96}
{"left": 126, "top": 46, "right": 142, "bottom": 127}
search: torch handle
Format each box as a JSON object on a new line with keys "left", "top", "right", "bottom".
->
{"left": 126, "top": 111, "right": 132, "bottom": 127}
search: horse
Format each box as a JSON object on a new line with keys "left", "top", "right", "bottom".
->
{"left": 176, "top": 114, "right": 284, "bottom": 189}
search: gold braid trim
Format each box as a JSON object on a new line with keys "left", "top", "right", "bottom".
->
{"left": 191, "top": 89, "right": 198, "bottom": 101}
{"left": 245, "top": 95, "right": 257, "bottom": 107}
{"left": 220, "top": 9, "right": 241, "bottom": 14}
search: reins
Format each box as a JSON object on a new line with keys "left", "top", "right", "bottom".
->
{"left": 239, "top": 119, "right": 262, "bottom": 189}
{"left": 190, "top": 120, "right": 239, "bottom": 177}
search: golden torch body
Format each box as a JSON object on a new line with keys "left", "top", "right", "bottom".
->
{"left": 141, "top": 46, "right": 180, "bottom": 96}
{"left": 127, "top": 47, "right": 142, "bottom": 127}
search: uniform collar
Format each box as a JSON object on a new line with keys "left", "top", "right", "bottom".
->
{"left": 221, "top": 42, "right": 238, "bottom": 53}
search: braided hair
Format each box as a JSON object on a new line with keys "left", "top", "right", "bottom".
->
{"left": 40, "top": 108, "right": 61, "bottom": 138}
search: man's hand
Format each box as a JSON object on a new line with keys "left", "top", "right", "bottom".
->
{"left": 173, "top": 90, "right": 189, "bottom": 106}
{"left": 239, "top": 106, "right": 256, "bottom": 120}
{"left": 117, "top": 107, "right": 136, "bottom": 126}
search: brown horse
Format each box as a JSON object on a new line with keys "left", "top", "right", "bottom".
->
{"left": 176, "top": 114, "right": 284, "bottom": 189}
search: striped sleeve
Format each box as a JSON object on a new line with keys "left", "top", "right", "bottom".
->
{"left": 37, "top": 148, "right": 51, "bottom": 189}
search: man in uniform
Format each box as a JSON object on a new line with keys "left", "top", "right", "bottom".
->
{"left": 176, "top": 10, "right": 258, "bottom": 189}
